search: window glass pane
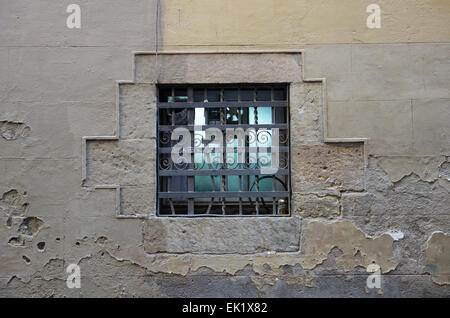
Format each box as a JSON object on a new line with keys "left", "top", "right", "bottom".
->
{"left": 169, "top": 176, "right": 187, "bottom": 192}
{"left": 240, "top": 89, "right": 254, "bottom": 101}
{"left": 249, "top": 176, "right": 272, "bottom": 191}
{"left": 273, "top": 88, "right": 286, "bottom": 101}
{"left": 195, "top": 176, "right": 220, "bottom": 191}
{"left": 159, "top": 109, "right": 171, "bottom": 125}
{"left": 256, "top": 88, "right": 271, "bottom": 101}
{"left": 207, "top": 89, "right": 221, "bottom": 102}
{"left": 174, "top": 88, "right": 188, "bottom": 102}
{"left": 249, "top": 107, "right": 272, "bottom": 124}
{"left": 194, "top": 89, "right": 205, "bottom": 102}
{"left": 207, "top": 109, "right": 221, "bottom": 124}
{"left": 223, "top": 89, "right": 238, "bottom": 101}
{"left": 194, "top": 108, "right": 206, "bottom": 126}
{"left": 227, "top": 175, "right": 240, "bottom": 191}
{"left": 159, "top": 88, "right": 172, "bottom": 102}
{"left": 226, "top": 108, "right": 240, "bottom": 124}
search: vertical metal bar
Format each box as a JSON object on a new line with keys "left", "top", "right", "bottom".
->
{"left": 204, "top": 88, "right": 215, "bottom": 214}
{"left": 271, "top": 87, "right": 276, "bottom": 215}
{"left": 237, "top": 88, "right": 243, "bottom": 216}
{"left": 208, "top": 83, "right": 216, "bottom": 214}
{"left": 253, "top": 88, "right": 260, "bottom": 215}
{"left": 169, "top": 88, "right": 175, "bottom": 215}
{"left": 287, "top": 84, "right": 290, "bottom": 216}
{"left": 187, "top": 87, "right": 194, "bottom": 215}
{"left": 156, "top": 88, "right": 160, "bottom": 215}
{"left": 220, "top": 88, "right": 226, "bottom": 215}
{"left": 244, "top": 89, "right": 252, "bottom": 214}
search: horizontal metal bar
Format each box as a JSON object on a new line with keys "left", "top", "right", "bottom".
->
{"left": 157, "top": 214, "right": 289, "bottom": 217}
{"left": 157, "top": 101, "right": 287, "bottom": 108}
{"left": 158, "top": 146, "right": 289, "bottom": 153}
{"left": 158, "top": 83, "right": 288, "bottom": 89}
{"left": 159, "top": 124, "right": 288, "bottom": 131}
{"left": 158, "top": 169, "right": 289, "bottom": 176}
{"left": 158, "top": 191, "right": 289, "bottom": 199}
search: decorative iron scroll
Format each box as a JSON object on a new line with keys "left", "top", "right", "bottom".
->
{"left": 157, "top": 85, "right": 290, "bottom": 216}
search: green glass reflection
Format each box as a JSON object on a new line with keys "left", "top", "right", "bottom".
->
{"left": 194, "top": 107, "right": 274, "bottom": 192}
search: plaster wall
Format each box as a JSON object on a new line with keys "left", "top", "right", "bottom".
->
{"left": 0, "top": 0, "right": 449, "bottom": 297}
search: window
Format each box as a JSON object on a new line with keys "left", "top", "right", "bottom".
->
{"left": 157, "top": 84, "right": 290, "bottom": 216}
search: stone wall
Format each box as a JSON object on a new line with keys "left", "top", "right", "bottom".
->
{"left": 0, "top": 0, "right": 449, "bottom": 297}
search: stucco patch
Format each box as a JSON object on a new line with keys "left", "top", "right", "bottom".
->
{"left": 300, "top": 221, "right": 397, "bottom": 272}
{"left": 377, "top": 156, "right": 446, "bottom": 183}
{"left": 425, "top": 232, "right": 450, "bottom": 285}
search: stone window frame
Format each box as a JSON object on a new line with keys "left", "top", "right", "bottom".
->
{"left": 82, "top": 50, "right": 369, "bottom": 219}
{"left": 81, "top": 50, "right": 368, "bottom": 254}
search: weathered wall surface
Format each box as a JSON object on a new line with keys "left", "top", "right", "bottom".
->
{"left": 0, "top": 0, "right": 449, "bottom": 297}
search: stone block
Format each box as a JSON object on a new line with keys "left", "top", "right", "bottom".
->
{"left": 290, "top": 82, "right": 323, "bottom": 145}
{"left": 292, "top": 193, "right": 340, "bottom": 218}
{"left": 143, "top": 216, "right": 301, "bottom": 254}
{"left": 86, "top": 139, "right": 156, "bottom": 186}
{"left": 135, "top": 53, "right": 303, "bottom": 84}
{"left": 119, "top": 83, "right": 156, "bottom": 139}
{"left": 121, "top": 185, "right": 155, "bottom": 216}
{"left": 291, "top": 144, "right": 365, "bottom": 192}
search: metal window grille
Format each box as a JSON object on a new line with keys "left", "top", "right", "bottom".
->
{"left": 157, "top": 84, "right": 290, "bottom": 216}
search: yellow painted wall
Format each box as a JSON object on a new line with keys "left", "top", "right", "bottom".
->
{"left": 161, "top": 0, "right": 450, "bottom": 48}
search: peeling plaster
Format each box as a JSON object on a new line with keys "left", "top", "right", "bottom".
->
{"left": 439, "top": 159, "right": 450, "bottom": 181}
{"left": 0, "top": 121, "right": 30, "bottom": 141}
{"left": 99, "top": 220, "right": 398, "bottom": 277}
{"left": 0, "top": 189, "right": 29, "bottom": 220}
{"left": 384, "top": 230, "right": 405, "bottom": 241}
{"left": 250, "top": 274, "right": 316, "bottom": 290}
